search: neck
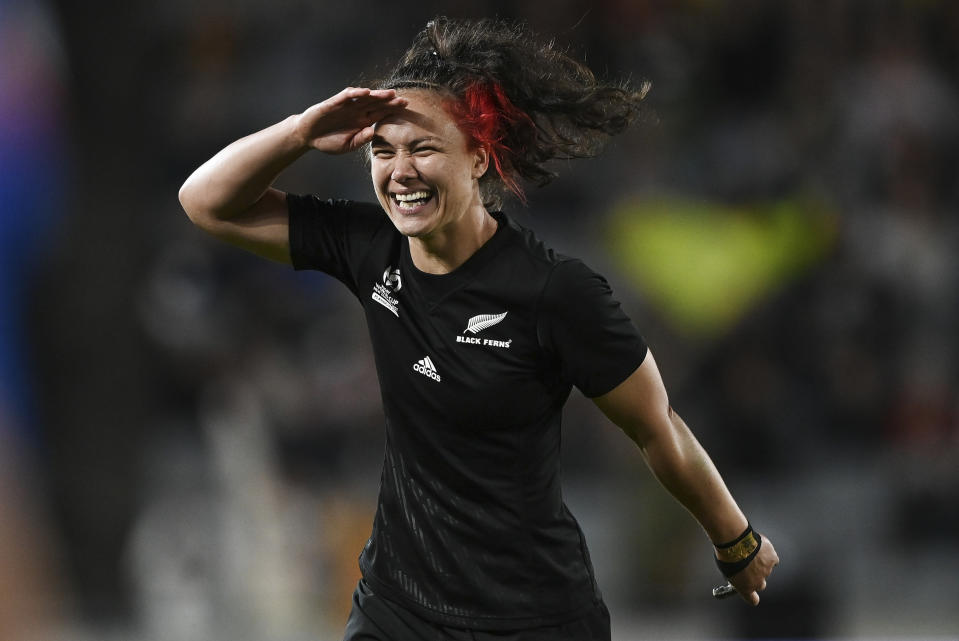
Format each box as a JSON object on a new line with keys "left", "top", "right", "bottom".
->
{"left": 408, "top": 206, "right": 498, "bottom": 274}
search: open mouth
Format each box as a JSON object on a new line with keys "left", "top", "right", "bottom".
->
{"left": 392, "top": 190, "right": 434, "bottom": 211}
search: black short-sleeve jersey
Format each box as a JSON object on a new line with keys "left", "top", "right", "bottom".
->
{"left": 288, "top": 194, "right": 648, "bottom": 630}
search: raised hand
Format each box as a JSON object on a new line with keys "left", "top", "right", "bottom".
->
{"left": 293, "top": 87, "right": 408, "bottom": 154}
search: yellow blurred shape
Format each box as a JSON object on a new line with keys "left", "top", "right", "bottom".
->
{"left": 607, "top": 196, "right": 836, "bottom": 338}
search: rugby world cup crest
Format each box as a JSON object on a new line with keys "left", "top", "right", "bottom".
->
{"left": 372, "top": 266, "right": 402, "bottom": 316}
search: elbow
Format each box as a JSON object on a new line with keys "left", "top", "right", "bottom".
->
{"left": 178, "top": 178, "right": 215, "bottom": 231}
{"left": 178, "top": 179, "right": 199, "bottom": 222}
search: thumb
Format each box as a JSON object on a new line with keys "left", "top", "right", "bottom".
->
{"left": 351, "top": 125, "right": 376, "bottom": 149}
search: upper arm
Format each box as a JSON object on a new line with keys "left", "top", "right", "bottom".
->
{"left": 181, "top": 186, "right": 292, "bottom": 265}
{"left": 592, "top": 350, "right": 671, "bottom": 447}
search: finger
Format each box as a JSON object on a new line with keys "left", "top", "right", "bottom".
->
{"left": 746, "top": 591, "right": 760, "bottom": 606}
{"left": 357, "top": 94, "right": 408, "bottom": 111}
{"left": 357, "top": 101, "right": 409, "bottom": 126}
{"left": 344, "top": 96, "right": 406, "bottom": 120}
{"left": 368, "top": 88, "right": 398, "bottom": 99}
{"left": 364, "top": 104, "right": 406, "bottom": 123}
{"left": 342, "top": 86, "right": 371, "bottom": 98}
{"left": 349, "top": 89, "right": 398, "bottom": 102}
{"left": 350, "top": 125, "right": 376, "bottom": 148}
{"left": 327, "top": 87, "right": 372, "bottom": 107}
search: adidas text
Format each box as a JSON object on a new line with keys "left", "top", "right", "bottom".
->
{"left": 413, "top": 356, "right": 442, "bottom": 382}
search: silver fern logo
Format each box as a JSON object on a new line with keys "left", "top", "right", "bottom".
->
{"left": 456, "top": 311, "right": 512, "bottom": 349}
{"left": 465, "top": 312, "right": 508, "bottom": 334}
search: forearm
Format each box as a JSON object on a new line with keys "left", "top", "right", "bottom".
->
{"left": 178, "top": 114, "right": 307, "bottom": 224}
{"left": 595, "top": 357, "right": 777, "bottom": 603}
{"left": 639, "top": 410, "right": 748, "bottom": 546}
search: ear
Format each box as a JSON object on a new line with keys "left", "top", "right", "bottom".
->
{"left": 471, "top": 145, "right": 490, "bottom": 179}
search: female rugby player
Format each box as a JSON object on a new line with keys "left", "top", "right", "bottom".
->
{"left": 179, "top": 17, "right": 778, "bottom": 641}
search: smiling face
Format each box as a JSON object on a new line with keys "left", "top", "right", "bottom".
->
{"left": 370, "top": 90, "right": 489, "bottom": 242}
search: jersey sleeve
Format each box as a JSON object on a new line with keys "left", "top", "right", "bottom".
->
{"left": 537, "top": 259, "right": 648, "bottom": 398}
{"left": 287, "top": 193, "right": 388, "bottom": 294}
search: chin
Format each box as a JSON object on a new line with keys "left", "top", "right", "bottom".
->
{"left": 389, "top": 216, "right": 433, "bottom": 238}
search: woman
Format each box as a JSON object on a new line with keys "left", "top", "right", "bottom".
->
{"left": 179, "top": 17, "right": 778, "bottom": 641}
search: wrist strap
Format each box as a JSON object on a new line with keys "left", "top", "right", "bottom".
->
{"left": 714, "top": 525, "right": 762, "bottom": 578}
{"left": 714, "top": 523, "right": 754, "bottom": 550}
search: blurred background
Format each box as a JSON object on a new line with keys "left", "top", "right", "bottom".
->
{"left": 2, "top": 0, "right": 958, "bottom": 639}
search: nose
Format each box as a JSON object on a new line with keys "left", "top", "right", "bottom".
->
{"left": 391, "top": 152, "right": 417, "bottom": 182}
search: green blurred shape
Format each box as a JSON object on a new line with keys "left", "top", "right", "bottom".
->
{"left": 607, "top": 196, "right": 836, "bottom": 338}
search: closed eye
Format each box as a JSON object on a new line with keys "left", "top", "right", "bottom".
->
{"left": 411, "top": 141, "right": 442, "bottom": 154}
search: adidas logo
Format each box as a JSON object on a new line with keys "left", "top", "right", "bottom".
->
{"left": 413, "top": 355, "right": 441, "bottom": 382}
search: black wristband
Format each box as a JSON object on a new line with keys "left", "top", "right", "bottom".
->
{"left": 715, "top": 530, "right": 762, "bottom": 578}
{"left": 714, "top": 523, "right": 754, "bottom": 550}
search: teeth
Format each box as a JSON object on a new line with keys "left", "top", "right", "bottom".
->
{"left": 395, "top": 191, "right": 431, "bottom": 202}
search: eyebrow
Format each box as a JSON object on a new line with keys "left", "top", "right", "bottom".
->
{"left": 370, "top": 135, "right": 440, "bottom": 148}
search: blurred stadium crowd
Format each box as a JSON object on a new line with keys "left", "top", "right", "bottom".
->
{"left": 2, "top": 0, "right": 958, "bottom": 639}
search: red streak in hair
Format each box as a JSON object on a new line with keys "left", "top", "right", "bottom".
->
{"left": 455, "top": 81, "right": 535, "bottom": 204}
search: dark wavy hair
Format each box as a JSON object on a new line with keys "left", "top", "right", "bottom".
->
{"left": 375, "top": 17, "right": 649, "bottom": 209}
